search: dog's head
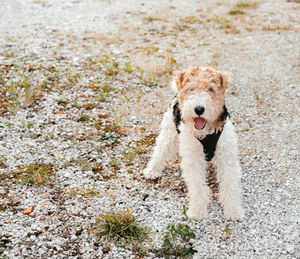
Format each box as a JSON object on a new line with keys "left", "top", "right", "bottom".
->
{"left": 174, "top": 66, "right": 230, "bottom": 132}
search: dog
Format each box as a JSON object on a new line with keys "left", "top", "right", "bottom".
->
{"left": 144, "top": 66, "right": 244, "bottom": 221}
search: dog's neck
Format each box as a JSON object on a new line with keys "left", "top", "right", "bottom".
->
{"left": 197, "top": 106, "right": 230, "bottom": 161}
{"left": 172, "top": 99, "right": 230, "bottom": 161}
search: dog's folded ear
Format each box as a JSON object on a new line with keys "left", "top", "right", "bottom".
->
{"left": 174, "top": 70, "right": 186, "bottom": 91}
{"left": 218, "top": 71, "right": 230, "bottom": 91}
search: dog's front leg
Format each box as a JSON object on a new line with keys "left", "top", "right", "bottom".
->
{"left": 214, "top": 120, "right": 244, "bottom": 221}
{"left": 144, "top": 107, "right": 178, "bottom": 179}
{"left": 179, "top": 127, "right": 210, "bottom": 220}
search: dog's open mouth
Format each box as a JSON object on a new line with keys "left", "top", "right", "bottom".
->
{"left": 194, "top": 117, "right": 206, "bottom": 130}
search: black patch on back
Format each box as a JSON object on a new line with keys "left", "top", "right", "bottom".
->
{"left": 198, "top": 105, "right": 230, "bottom": 161}
{"left": 173, "top": 99, "right": 182, "bottom": 134}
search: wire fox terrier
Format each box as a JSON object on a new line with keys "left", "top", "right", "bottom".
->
{"left": 144, "top": 66, "right": 244, "bottom": 221}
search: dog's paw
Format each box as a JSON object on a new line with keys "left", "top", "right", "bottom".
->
{"left": 143, "top": 168, "right": 161, "bottom": 179}
{"left": 223, "top": 206, "right": 244, "bottom": 221}
{"left": 186, "top": 207, "right": 208, "bottom": 220}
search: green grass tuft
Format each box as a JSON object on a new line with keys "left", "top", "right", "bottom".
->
{"left": 13, "top": 163, "right": 54, "bottom": 186}
{"left": 229, "top": 9, "right": 245, "bottom": 15}
{"left": 235, "top": 1, "right": 258, "bottom": 9}
{"left": 90, "top": 209, "right": 152, "bottom": 244}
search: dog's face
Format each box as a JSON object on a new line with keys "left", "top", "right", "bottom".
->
{"left": 175, "top": 66, "right": 229, "bottom": 131}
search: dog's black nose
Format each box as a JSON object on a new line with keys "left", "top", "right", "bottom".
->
{"left": 194, "top": 106, "right": 205, "bottom": 116}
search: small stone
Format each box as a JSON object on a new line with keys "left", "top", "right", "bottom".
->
{"left": 286, "top": 243, "right": 294, "bottom": 254}
{"left": 42, "top": 193, "right": 49, "bottom": 199}
{"left": 125, "top": 183, "right": 132, "bottom": 189}
{"left": 70, "top": 235, "right": 77, "bottom": 241}
{"left": 102, "top": 246, "right": 110, "bottom": 253}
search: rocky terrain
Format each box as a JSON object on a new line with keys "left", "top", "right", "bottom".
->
{"left": 0, "top": 0, "right": 299, "bottom": 258}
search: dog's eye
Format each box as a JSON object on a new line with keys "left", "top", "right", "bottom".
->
{"left": 208, "top": 87, "right": 214, "bottom": 93}
{"left": 188, "top": 88, "right": 194, "bottom": 92}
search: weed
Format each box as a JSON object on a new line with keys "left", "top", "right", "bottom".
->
{"left": 224, "top": 226, "right": 231, "bottom": 234}
{"left": 124, "top": 62, "right": 134, "bottom": 73}
{"left": 21, "top": 119, "right": 32, "bottom": 129}
{"left": 92, "top": 164, "right": 104, "bottom": 173}
{"left": 109, "top": 158, "right": 121, "bottom": 171}
{"left": 229, "top": 10, "right": 245, "bottom": 15}
{"left": 143, "top": 16, "right": 166, "bottom": 23}
{"left": 1, "top": 52, "right": 15, "bottom": 58}
{"left": 137, "top": 46, "right": 160, "bottom": 55}
{"left": 220, "top": 226, "right": 232, "bottom": 242}
{"left": 67, "top": 72, "right": 81, "bottom": 83}
{"left": 12, "top": 163, "right": 54, "bottom": 186}
{"left": 122, "top": 133, "right": 156, "bottom": 164}
{"left": 73, "top": 102, "right": 98, "bottom": 110}
{"left": 64, "top": 187, "right": 100, "bottom": 199}
{"left": 0, "top": 156, "right": 8, "bottom": 169}
{"left": 180, "top": 16, "right": 203, "bottom": 24}
{"left": 182, "top": 205, "right": 188, "bottom": 220}
{"left": 173, "top": 23, "right": 190, "bottom": 32}
{"left": 253, "top": 89, "right": 262, "bottom": 105}
{"left": 214, "top": 16, "right": 240, "bottom": 34}
{"left": 235, "top": 1, "right": 258, "bottom": 9}
{"left": 77, "top": 115, "right": 90, "bottom": 122}
{"left": 144, "top": 76, "right": 160, "bottom": 87}
{"left": 262, "top": 25, "right": 291, "bottom": 31}
{"left": 90, "top": 209, "right": 152, "bottom": 244}
{"left": 67, "top": 158, "right": 94, "bottom": 172}
{"left": 97, "top": 133, "right": 120, "bottom": 143}
{"left": 101, "top": 81, "right": 113, "bottom": 93}
{"left": 156, "top": 223, "right": 197, "bottom": 258}
{"left": 55, "top": 99, "right": 69, "bottom": 107}
{"left": 95, "top": 120, "right": 112, "bottom": 132}
{"left": 104, "top": 61, "right": 120, "bottom": 76}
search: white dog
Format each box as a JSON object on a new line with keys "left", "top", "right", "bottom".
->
{"left": 144, "top": 66, "right": 244, "bottom": 221}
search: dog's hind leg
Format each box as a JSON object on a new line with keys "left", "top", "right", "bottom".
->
{"left": 144, "top": 106, "right": 178, "bottom": 179}
{"left": 214, "top": 120, "right": 244, "bottom": 221}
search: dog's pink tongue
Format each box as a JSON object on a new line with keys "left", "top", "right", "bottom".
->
{"left": 194, "top": 118, "right": 206, "bottom": 130}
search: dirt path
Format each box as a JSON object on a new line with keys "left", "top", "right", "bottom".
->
{"left": 1, "top": 0, "right": 299, "bottom": 258}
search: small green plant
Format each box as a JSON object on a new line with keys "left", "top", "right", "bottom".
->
{"left": 225, "top": 226, "right": 231, "bottom": 234}
{"left": 90, "top": 209, "right": 152, "bottom": 245}
{"left": 228, "top": 9, "right": 245, "bottom": 15}
{"left": 122, "top": 134, "right": 156, "bottom": 165}
{"left": 13, "top": 163, "right": 54, "bottom": 186}
{"left": 124, "top": 62, "right": 134, "bottom": 73}
{"left": 67, "top": 158, "right": 93, "bottom": 172}
{"left": 21, "top": 119, "right": 33, "bottom": 129}
{"left": 64, "top": 187, "right": 100, "bottom": 199}
{"left": 109, "top": 158, "right": 121, "bottom": 171}
{"left": 104, "top": 61, "right": 119, "bottom": 76}
{"left": 235, "top": 1, "right": 258, "bottom": 9}
{"left": 156, "top": 223, "right": 197, "bottom": 258}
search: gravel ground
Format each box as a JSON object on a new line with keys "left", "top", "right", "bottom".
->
{"left": 0, "top": 0, "right": 299, "bottom": 258}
